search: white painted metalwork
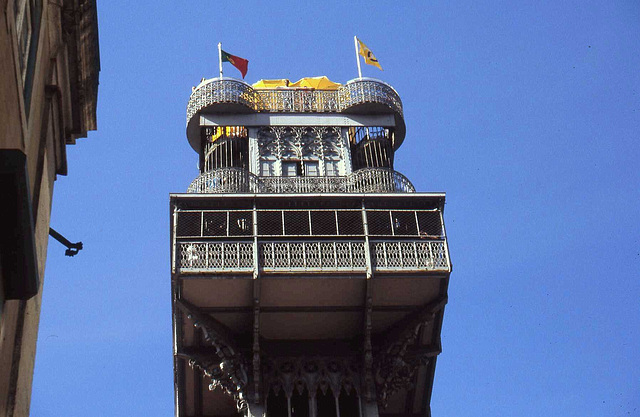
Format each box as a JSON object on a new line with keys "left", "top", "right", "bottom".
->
{"left": 187, "top": 167, "right": 415, "bottom": 194}
{"left": 175, "top": 239, "right": 449, "bottom": 273}
{"left": 179, "top": 241, "right": 254, "bottom": 272}
{"left": 371, "top": 240, "right": 449, "bottom": 271}
{"left": 187, "top": 78, "right": 403, "bottom": 126}
{"left": 260, "top": 241, "right": 367, "bottom": 272}
{"left": 187, "top": 168, "right": 263, "bottom": 193}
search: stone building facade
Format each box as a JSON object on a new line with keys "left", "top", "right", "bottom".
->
{"left": 0, "top": 0, "right": 99, "bottom": 415}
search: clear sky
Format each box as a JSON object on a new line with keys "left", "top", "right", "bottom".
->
{"left": 31, "top": 1, "right": 639, "bottom": 416}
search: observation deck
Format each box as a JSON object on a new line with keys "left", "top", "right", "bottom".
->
{"left": 186, "top": 77, "right": 406, "bottom": 152}
{"left": 172, "top": 73, "right": 450, "bottom": 417}
{"left": 186, "top": 167, "right": 415, "bottom": 194}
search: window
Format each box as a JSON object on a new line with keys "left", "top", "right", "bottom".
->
{"left": 324, "top": 160, "right": 340, "bottom": 176}
{"left": 282, "top": 160, "right": 301, "bottom": 177}
{"left": 303, "top": 160, "right": 319, "bottom": 177}
{"left": 260, "top": 160, "right": 276, "bottom": 176}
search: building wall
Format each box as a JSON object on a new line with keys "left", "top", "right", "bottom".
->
{"left": 0, "top": 0, "right": 99, "bottom": 415}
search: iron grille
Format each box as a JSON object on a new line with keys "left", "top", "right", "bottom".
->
{"left": 284, "top": 211, "right": 310, "bottom": 236}
{"left": 176, "top": 212, "right": 201, "bottom": 237}
{"left": 203, "top": 212, "right": 227, "bottom": 237}
{"left": 417, "top": 211, "right": 442, "bottom": 236}
{"left": 336, "top": 211, "right": 364, "bottom": 235}
{"left": 257, "top": 211, "right": 283, "bottom": 235}
{"left": 310, "top": 211, "right": 337, "bottom": 235}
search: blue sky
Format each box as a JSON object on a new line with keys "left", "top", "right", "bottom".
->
{"left": 32, "top": 1, "right": 639, "bottom": 416}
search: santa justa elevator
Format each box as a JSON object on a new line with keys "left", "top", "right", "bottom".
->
{"left": 170, "top": 75, "right": 451, "bottom": 417}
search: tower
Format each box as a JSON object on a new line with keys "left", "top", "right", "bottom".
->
{"left": 170, "top": 76, "right": 451, "bottom": 417}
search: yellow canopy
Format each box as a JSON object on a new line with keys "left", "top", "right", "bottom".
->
{"left": 252, "top": 79, "right": 290, "bottom": 89}
{"left": 289, "top": 76, "right": 341, "bottom": 90}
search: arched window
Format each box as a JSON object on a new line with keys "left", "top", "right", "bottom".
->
{"left": 316, "top": 388, "right": 337, "bottom": 417}
{"left": 291, "top": 387, "right": 309, "bottom": 417}
{"left": 339, "top": 387, "right": 359, "bottom": 417}
{"left": 267, "top": 386, "right": 288, "bottom": 417}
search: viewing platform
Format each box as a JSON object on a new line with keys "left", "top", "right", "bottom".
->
{"left": 186, "top": 77, "right": 406, "bottom": 151}
{"left": 186, "top": 167, "right": 416, "bottom": 194}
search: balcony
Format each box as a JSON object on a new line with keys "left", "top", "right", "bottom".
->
{"left": 186, "top": 78, "right": 406, "bottom": 149}
{"left": 176, "top": 239, "right": 449, "bottom": 274}
{"left": 187, "top": 167, "right": 415, "bottom": 194}
{"left": 172, "top": 205, "right": 450, "bottom": 274}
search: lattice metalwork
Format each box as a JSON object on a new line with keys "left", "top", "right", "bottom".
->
{"left": 336, "top": 211, "right": 364, "bottom": 235}
{"left": 347, "top": 168, "right": 415, "bottom": 193}
{"left": 371, "top": 240, "right": 449, "bottom": 271}
{"left": 176, "top": 211, "right": 202, "bottom": 237}
{"left": 187, "top": 79, "right": 257, "bottom": 123}
{"left": 260, "top": 241, "right": 367, "bottom": 272}
{"left": 186, "top": 167, "right": 415, "bottom": 194}
{"left": 187, "top": 168, "right": 263, "bottom": 193}
{"left": 177, "top": 209, "right": 440, "bottom": 238}
{"left": 178, "top": 242, "right": 254, "bottom": 271}
{"left": 202, "top": 212, "right": 227, "bottom": 237}
{"left": 417, "top": 211, "right": 443, "bottom": 237}
{"left": 283, "top": 211, "right": 310, "bottom": 236}
{"left": 187, "top": 78, "right": 403, "bottom": 126}
{"left": 257, "top": 211, "right": 283, "bottom": 236}
{"left": 310, "top": 211, "right": 338, "bottom": 235}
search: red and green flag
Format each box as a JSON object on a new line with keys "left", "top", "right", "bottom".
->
{"left": 221, "top": 50, "right": 249, "bottom": 78}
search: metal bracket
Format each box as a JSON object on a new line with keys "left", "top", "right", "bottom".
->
{"left": 49, "top": 227, "right": 83, "bottom": 256}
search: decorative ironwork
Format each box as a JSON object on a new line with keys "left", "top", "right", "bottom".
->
{"left": 187, "top": 168, "right": 263, "bottom": 193}
{"left": 340, "top": 79, "right": 403, "bottom": 117}
{"left": 175, "top": 299, "right": 249, "bottom": 411}
{"left": 263, "top": 357, "right": 362, "bottom": 401}
{"left": 187, "top": 167, "right": 415, "bottom": 194}
{"left": 176, "top": 239, "right": 449, "bottom": 273}
{"left": 371, "top": 240, "right": 449, "bottom": 271}
{"left": 179, "top": 242, "right": 254, "bottom": 272}
{"left": 187, "top": 78, "right": 257, "bottom": 123}
{"left": 373, "top": 297, "right": 447, "bottom": 409}
{"left": 260, "top": 241, "right": 367, "bottom": 272}
{"left": 187, "top": 78, "right": 403, "bottom": 126}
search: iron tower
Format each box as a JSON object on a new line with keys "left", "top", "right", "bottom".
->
{"left": 170, "top": 76, "right": 451, "bottom": 417}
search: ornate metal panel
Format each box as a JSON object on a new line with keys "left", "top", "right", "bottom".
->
{"left": 187, "top": 78, "right": 403, "bottom": 125}
{"left": 179, "top": 242, "right": 254, "bottom": 272}
{"left": 187, "top": 167, "right": 415, "bottom": 194}
{"left": 259, "top": 241, "right": 367, "bottom": 272}
{"left": 371, "top": 240, "right": 449, "bottom": 272}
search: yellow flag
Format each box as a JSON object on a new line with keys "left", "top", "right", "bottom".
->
{"left": 357, "top": 38, "right": 383, "bottom": 70}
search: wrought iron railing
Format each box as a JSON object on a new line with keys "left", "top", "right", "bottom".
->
{"left": 371, "top": 240, "right": 449, "bottom": 271}
{"left": 187, "top": 78, "right": 257, "bottom": 123}
{"left": 178, "top": 241, "right": 254, "bottom": 272}
{"left": 187, "top": 168, "right": 263, "bottom": 193}
{"left": 260, "top": 241, "right": 367, "bottom": 272}
{"left": 340, "top": 78, "right": 403, "bottom": 117}
{"left": 187, "top": 78, "right": 403, "bottom": 125}
{"left": 187, "top": 168, "right": 415, "bottom": 194}
{"left": 176, "top": 239, "right": 449, "bottom": 273}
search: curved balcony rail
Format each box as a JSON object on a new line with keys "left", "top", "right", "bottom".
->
{"left": 187, "top": 78, "right": 403, "bottom": 124}
{"left": 175, "top": 239, "right": 449, "bottom": 273}
{"left": 186, "top": 168, "right": 415, "bottom": 194}
{"left": 346, "top": 168, "right": 415, "bottom": 193}
{"left": 187, "top": 78, "right": 256, "bottom": 122}
{"left": 340, "top": 78, "right": 403, "bottom": 117}
{"left": 187, "top": 168, "right": 263, "bottom": 193}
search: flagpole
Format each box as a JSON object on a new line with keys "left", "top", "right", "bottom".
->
{"left": 218, "top": 42, "right": 223, "bottom": 78}
{"left": 354, "top": 36, "right": 362, "bottom": 79}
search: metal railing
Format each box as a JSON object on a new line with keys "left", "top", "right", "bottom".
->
{"left": 186, "top": 168, "right": 262, "bottom": 193}
{"left": 176, "top": 239, "right": 449, "bottom": 273}
{"left": 187, "top": 167, "right": 415, "bottom": 194}
{"left": 371, "top": 240, "right": 449, "bottom": 271}
{"left": 187, "top": 78, "right": 403, "bottom": 125}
